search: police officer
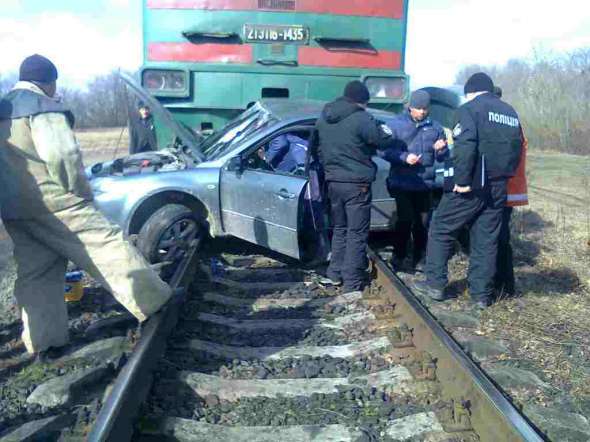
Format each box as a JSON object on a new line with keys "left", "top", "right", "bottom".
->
{"left": 412, "top": 73, "right": 523, "bottom": 308}
{"left": 315, "top": 81, "right": 395, "bottom": 294}
{"left": 266, "top": 133, "right": 308, "bottom": 173}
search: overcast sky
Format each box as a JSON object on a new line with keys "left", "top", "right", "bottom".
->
{"left": 1, "top": 0, "right": 590, "bottom": 89}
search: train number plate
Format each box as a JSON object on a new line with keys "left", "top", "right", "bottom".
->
{"left": 244, "top": 24, "right": 309, "bottom": 44}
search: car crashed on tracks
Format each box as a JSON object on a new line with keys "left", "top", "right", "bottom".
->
{"left": 86, "top": 76, "right": 420, "bottom": 272}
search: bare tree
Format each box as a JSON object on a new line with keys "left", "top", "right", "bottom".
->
{"left": 61, "top": 70, "right": 133, "bottom": 129}
{"left": 455, "top": 48, "right": 590, "bottom": 155}
{"left": 0, "top": 73, "right": 18, "bottom": 96}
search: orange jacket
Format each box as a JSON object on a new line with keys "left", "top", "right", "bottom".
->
{"left": 506, "top": 133, "right": 528, "bottom": 207}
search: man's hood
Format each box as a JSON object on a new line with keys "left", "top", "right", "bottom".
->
{"left": 12, "top": 81, "right": 49, "bottom": 97}
{"left": 0, "top": 81, "right": 74, "bottom": 125}
{"left": 322, "top": 97, "right": 363, "bottom": 124}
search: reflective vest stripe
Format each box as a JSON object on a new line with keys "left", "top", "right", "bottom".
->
{"left": 507, "top": 194, "right": 528, "bottom": 202}
{"left": 506, "top": 133, "right": 528, "bottom": 207}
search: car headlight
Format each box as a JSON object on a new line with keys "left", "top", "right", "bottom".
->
{"left": 364, "top": 77, "right": 406, "bottom": 100}
{"left": 142, "top": 69, "right": 188, "bottom": 94}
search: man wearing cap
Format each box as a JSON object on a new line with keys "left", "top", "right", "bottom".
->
{"left": 129, "top": 103, "right": 157, "bottom": 154}
{"left": 381, "top": 90, "right": 448, "bottom": 272}
{"left": 412, "top": 73, "right": 523, "bottom": 308}
{"left": 0, "top": 54, "right": 172, "bottom": 356}
{"left": 313, "top": 80, "right": 396, "bottom": 294}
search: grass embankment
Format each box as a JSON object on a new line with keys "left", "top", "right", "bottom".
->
{"left": 479, "top": 152, "right": 590, "bottom": 411}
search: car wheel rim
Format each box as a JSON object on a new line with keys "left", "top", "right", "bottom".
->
{"left": 156, "top": 218, "right": 199, "bottom": 263}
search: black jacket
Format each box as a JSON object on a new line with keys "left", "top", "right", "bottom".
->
{"left": 129, "top": 116, "right": 157, "bottom": 155}
{"left": 314, "top": 97, "right": 395, "bottom": 184}
{"left": 452, "top": 92, "right": 522, "bottom": 187}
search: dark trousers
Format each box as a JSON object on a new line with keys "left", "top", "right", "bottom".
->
{"left": 390, "top": 190, "right": 432, "bottom": 263}
{"left": 302, "top": 199, "right": 330, "bottom": 262}
{"left": 326, "top": 182, "right": 372, "bottom": 292}
{"left": 495, "top": 206, "right": 514, "bottom": 294}
{"left": 425, "top": 180, "right": 507, "bottom": 301}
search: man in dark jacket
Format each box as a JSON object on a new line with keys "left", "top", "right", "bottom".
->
{"left": 382, "top": 90, "right": 448, "bottom": 271}
{"left": 413, "top": 73, "right": 523, "bottom": 308}
{"left": 129, "top": 104, "right": 157, "bottom": 154}
{"left": 314, "top": 81, "right": 396, "bottom": 293}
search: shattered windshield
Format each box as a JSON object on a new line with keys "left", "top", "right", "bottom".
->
{"left": 201, "top": 104, "right": 277, "bottom": 160}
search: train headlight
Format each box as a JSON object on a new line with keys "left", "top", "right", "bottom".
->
{"left": 142, "top": 69, "right": 188, "bottom": 95}
{"left": 364, "top": 77, "right": 406, "bottom": 100}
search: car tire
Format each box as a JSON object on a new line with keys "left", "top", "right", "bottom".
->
{"left": 137, "top": 204, "right": 203, "bottom": 279}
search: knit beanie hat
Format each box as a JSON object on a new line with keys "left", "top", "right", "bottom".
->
{"left": 409, "top": 90, "right": 431, "bottom": 109}
{"left": 464, "top": 72, "right": 494, "bottom": 94}
{"left": 344, "top": 80, "right": 370, "bottom": 104}
{"left": 19, "top": 54, "right": 58, "bottom": 83}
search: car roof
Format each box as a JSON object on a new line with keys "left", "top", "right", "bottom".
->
{"left": 258, "top": 99, "right": 399, "bottom": 122}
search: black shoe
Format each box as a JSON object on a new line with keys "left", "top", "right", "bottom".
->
{"left": 35, "top": 345, "right": 67, "bottom": 363}
{"left": 413, "top": 258, "right": 426, "bottom": 273}
{"left": 390, "top": 256, "right": 411, "bottom": 273}
{"left": 411, "top": 280, "right": 447, "bottom": 301}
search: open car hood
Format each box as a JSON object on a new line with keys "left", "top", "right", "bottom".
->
{"left": 120, "top": 73, "right": 205, "bottom": 163}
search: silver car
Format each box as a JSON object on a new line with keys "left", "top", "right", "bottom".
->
{"left": 87, "top": 78, "right": 402, "bottom": 270}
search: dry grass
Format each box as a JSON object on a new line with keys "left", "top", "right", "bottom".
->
{"left": 479, "top": 152, "right": 590, "bottom": 410}
{"left": 75, "top": 127, "right": 129, "bottom": 164}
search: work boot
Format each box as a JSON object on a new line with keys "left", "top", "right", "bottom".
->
{"left": 318, "top": 275, "right": 342, "bottom": 287}
{"left": 410, "top": 280, "right": 447, "bottom": 302}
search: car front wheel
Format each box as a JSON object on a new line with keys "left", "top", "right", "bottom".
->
{"left": 137, "top": 204, "right": 203, "bottom": 280}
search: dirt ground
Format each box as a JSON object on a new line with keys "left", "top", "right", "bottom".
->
{"left": 0, "top": 130, "right": 588, "bottom": 435}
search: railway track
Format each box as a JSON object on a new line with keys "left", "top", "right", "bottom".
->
{"left": 86, "top": 247, "right": 544, "bottom": 442}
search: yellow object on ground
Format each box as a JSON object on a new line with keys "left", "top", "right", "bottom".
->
{"left": 64, "top": 271, "right": 84, "bottom": 302}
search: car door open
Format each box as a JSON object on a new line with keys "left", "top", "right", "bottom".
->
{"left": 219, "top": 127, "right": 312, "bottom": 260}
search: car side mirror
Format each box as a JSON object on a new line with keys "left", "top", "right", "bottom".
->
{"left": 227, "top": 155, "right": 244, "bottom": 174}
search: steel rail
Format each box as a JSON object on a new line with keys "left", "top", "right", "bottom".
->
{"left": 367, "top": 248, "right": 545, "bottom": 442}
{"left": 88, "top": 244, "right": 545, "bottom": 441}
{"left": 87, "top": 242, "right": 200, "bottom": 442}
